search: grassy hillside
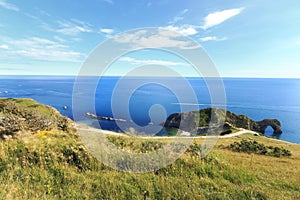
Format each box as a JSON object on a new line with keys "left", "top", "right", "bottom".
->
{"left": 0, "top": 98, "right": 74, "bottom": 139}
{"left": 0, "top": 98, "right": 299, "bottom": 199}
{"left": 0, "top": 132, "right": 299, "bottom": 199}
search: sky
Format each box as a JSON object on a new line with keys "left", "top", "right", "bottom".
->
{"left": 0, "top": 0, "right": 300, "bottom": 78}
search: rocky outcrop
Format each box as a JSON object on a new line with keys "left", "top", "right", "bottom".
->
{"left": 163, "top": 108, "right": 282, "bottom": 135}
{"left": 85, "top": 112, "right": 127, "bottom": 122}
{"left": 0, "top": 98, "right": 75, "bottom": 139}
{"left": 255, "top": 119, "right": 282, "bottom": 134}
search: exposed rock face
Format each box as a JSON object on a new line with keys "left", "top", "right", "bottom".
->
{"left": 163, "top": 108, "right": 283, "bottom": 135}
{"left": 163, "top": 112, "right": 198, "bottom": 132}
{"left": 0, "top": 98, "right": 75, "bottom": 139}
{"left": 255, "top": 119, "right": 282, "bottom": 134}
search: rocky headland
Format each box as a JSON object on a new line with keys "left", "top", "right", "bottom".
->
{"left": 163, "top": 108, "right": 282, "bottom": 136}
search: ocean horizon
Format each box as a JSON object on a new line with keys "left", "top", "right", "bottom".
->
{"left": 1, "top": 75, "right": 299, "bottom": 144}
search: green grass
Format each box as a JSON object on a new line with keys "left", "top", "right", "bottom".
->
{"left": 0, "top": 98, "right": 74, "bottom": 138}
{"left": 0, "top": 131, "right": 299, "bottom": 199}
{"left": 0, "top": 98, "right": 55, "bottom": 117}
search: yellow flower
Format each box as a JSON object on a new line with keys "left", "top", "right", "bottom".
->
{"left": 34, "top": 130, "right": 53, "bottom": 138}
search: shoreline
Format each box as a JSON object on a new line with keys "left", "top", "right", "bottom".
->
{"left": 75, "top": 123, "right": 298, "bottom": 145}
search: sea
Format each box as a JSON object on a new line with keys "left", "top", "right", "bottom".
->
{"left": 0, "top": 75, "right": 299, "bottom": 144}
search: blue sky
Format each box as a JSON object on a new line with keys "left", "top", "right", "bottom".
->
{"left": 0, "top": 0, "right": 299, "bottom": 77}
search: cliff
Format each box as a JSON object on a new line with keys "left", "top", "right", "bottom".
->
{"left": 163, "top": 108, "right": 282, "bottom": 135}
{"left": 0, "top": 98, "right": 75, "bottom": 139}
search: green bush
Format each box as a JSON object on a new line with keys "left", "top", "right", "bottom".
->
{"left": 227, "top": 140, "right": 292, "bottom": 157}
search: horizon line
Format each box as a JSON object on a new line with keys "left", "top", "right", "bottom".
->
{"left": 0, "top": 74, "right": 299, "bottom": 79}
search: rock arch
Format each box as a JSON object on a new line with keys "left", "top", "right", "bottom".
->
{"left": 163, "top": 108, "right": 283, "bottom": 135}
{"left": 255, "top": 119, "right": 282, "bottom": 134}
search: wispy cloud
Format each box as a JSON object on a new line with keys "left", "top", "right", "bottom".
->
{"left": 202, "top": 7, "right": 245, "bottom": 30}
{"left": 8, "top": 37, "right": 65, "bottom": 48}
{"left": 0, "top": 0, "right": 19, "bottom": 11}
{"left": 113, "top": 29, "right": 199, "bottom": 49}
{"left": 28, "top": 14, "right": 93, "bottom": 37}
{"left": 119, "top": 56, "right": 188, "bottom": 66}
{"left": 2, "top": 37, "right": 83, "bottom": 62}
{"left": 53, "top": 36, "right": 66, "bottom": 43}
{"left": 0, "top": 44, "right": 9, "bottom": 49}
{"left": 199, "top": 36, "right": 227, "bottom": 42}
{"left": 56, "top": 19, "right": 93, "bottom": 35}
{"left": 99, "top": 28, "right": 114, "bottom": 38}
{"left": 164, "top": 25, "right": 198, "bottom": 36}
{"left": 100, "top": 28, "right": 114, "bottom": 34}
{"left": 165, "top": 9, "right": 195, "bottom": 37}
{"left": 164, "top": 7, "right": 244, "bottom": 37}
{"left": 0, "top": 67, "right": 24, "bottom": 71}
{"left": 169, "top": 9, "right": 189, "bottom": 24}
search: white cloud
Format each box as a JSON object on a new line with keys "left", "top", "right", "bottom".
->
{"left": 0, "top": 44, "right": 9, "bottom": 49}
{"left": 199, "top": 36, "right": 227, "bottom": 42}
{"left": 100, "top": 28, "right": 114, "bottom": 34}
{"left": 0, "top": 0, "right": 19, "bottom": 11}
{"left": 15, "top": 49, "right": 81, "bottom": 62}
{"left": 169, "top": 9, "right": 189, "bottom": 24}
{"left": 2, "top": 37, "right": 83, "bottom": 62}
{"left": 113, "top": 29, "right": 199, "bottom": 49}
{"left": 119, "top": 56, "right": 188, "bottom": 66}
{"left": 8, "top": 37, "right": 65, "bottom": 48}
{"left": 38, "top": 18, "right": 94, "bottom": 36}
{"left": 202, "top": 7, "right": 245, "bottom": 30}
{"left": 56, "top": 20, "right": 93, "bottom": 36}
{"left": 164, "top": 25, "right": 198, "bottom": 36}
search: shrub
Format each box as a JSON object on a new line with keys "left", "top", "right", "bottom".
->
{"left": 227, "top": 140, "right": 292, "bottom": 157}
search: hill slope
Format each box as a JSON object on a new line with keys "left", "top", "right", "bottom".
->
{"left": 0, "top": 98, "right": 74, "bottom": 139}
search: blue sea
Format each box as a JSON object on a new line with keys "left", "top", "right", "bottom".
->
{"left": 0, "top": 75, "right": 299, "bottom": 144}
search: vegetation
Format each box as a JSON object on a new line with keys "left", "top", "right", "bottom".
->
{"left": 0, "top": 132, "right": 299, "bottom": 199}
{"left": 0, "top": 98, "right": 299, "bottom": 199}
{"left": 0, "top": 98, "right": 74, "bottom": 138}
{"left": 225, "top": 139, "right": 292, "bottom": 157}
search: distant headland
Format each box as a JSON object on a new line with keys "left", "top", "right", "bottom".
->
{"left": 162, "top": 108, "right": 282, "bottom": 136}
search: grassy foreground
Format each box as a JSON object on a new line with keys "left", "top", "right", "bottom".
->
{"left": 0, "top": 131, "right": 299, "bottom": 199}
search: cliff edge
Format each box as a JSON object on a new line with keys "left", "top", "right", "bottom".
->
{"left": 0, "top": 98, "right": 75, "bottom": 139}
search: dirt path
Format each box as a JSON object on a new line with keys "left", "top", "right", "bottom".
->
{"left": 76, "top": 123, "right": 299, "bottom": 145}
{"left": 75, "top": 123, "right": 258, "bottom": 139}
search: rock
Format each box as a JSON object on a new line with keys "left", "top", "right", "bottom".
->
{"left": 85, "top": 112, "right": 127, "bottom": 122}
{"left": 163, "top": 108, "right": 283, "bottom": 135}
{"left": 256, "top": 119, "right": 282, "bottom": 134}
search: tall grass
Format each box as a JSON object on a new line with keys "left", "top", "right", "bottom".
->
{"left": 0, "top": 131, "right": 299, "bottom": 199}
